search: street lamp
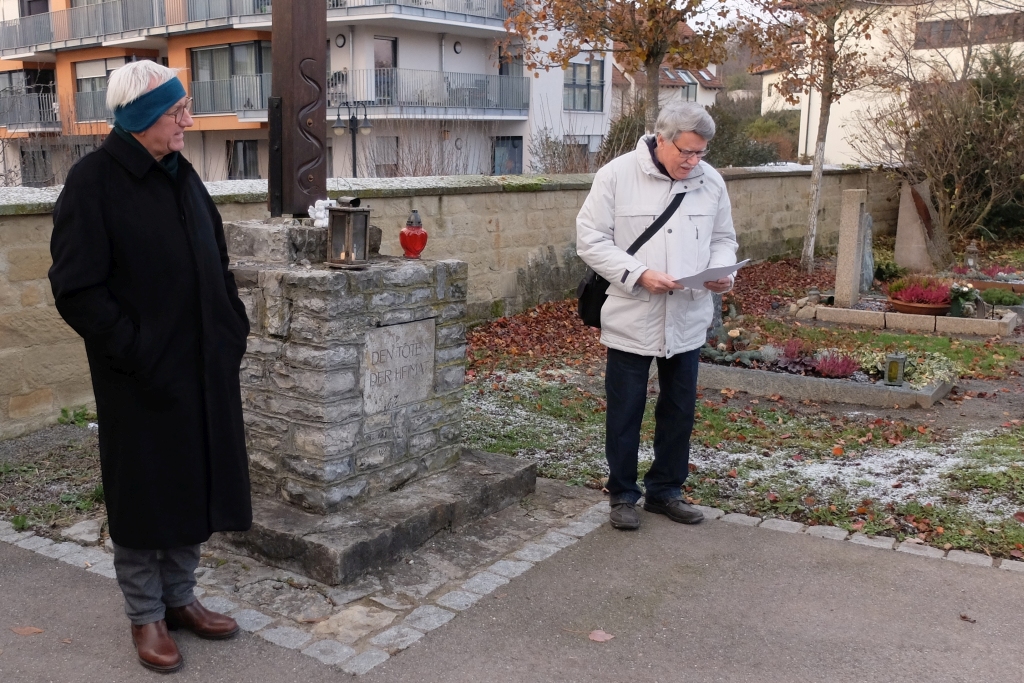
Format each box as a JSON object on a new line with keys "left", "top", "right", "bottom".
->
{"left": 332, "top": 101, "right": 373, "bottom": 178}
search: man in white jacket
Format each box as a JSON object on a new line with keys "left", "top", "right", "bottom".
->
{"left": 577, "top": 101, "right": 738, "bottom": 530}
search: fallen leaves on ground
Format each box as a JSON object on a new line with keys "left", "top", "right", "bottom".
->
{"left": 468, "top": 300, "right": 603, "bottom": 374}
{"left": 959, "top": 614, "right": 977, "bottom": 624}
{"left": 1014, "top": 511, "right": 1024, "bottom": 524}
{"left": 731, "top": 258, "right": 836, "bottom": 316}
{"left": 589, "top": 630, "right": 615, "bottom": 642}
{"left": 11, "top": 626, "right": 44, "bottom": 636}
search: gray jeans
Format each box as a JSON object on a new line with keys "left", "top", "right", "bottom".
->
{"left": 112, "top": 543, "right": 200, "bottom": 625}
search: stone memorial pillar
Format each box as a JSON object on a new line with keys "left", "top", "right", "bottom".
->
{"left": 834, "top": 189, "right": 867, "bottom": 309}
{"left": 222, "top": 218, "right": 534, "bottom": 585}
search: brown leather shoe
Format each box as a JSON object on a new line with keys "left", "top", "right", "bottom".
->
{"left": 166, "top": 600, "right": 239, "bottom": 640}
{"left": 131, "top": 620, "right": 183, "bottom": 673}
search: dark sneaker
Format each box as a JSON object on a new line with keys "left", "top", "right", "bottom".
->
{"left": 609, "top": 502, "right": 641, "bottom": 530}
{"left": 643, "top": 498, "right": 704, "bottom": 524}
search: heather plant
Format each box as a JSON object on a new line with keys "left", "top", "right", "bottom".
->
{"left": 886, "top": 276, "right": 952, "bottom": 305}
{"left": 982, "top": 264, "right": 1018, "bottom": 279}
{"left": 813, "top": 351, "right": 860, "bottom": 379}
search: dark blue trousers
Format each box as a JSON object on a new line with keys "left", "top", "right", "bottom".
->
{"left": 604, "top": 347, "right": 699, "bottom": 505}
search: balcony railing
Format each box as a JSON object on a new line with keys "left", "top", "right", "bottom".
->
{"left": 192, "top": 73, "right": 271, "bottom": 114}
{"left": 187, "top": 0, "right": 270, "bottom": 21}
{"left": 75, "top": 90, "right": 109, "bottom": 122}
{"left": 0, "top": 91, "right": 61, "bottom": 128}
{"left": 324, "top": 0, "right": 508, "bottom": 21}
{"left": 0, "top": 0, "right": 507, "bottom": 53}
{"left": 328, "top": 68, "right": 529, "bottom": 110}
{"left": 0, "top": 0, "right": 166, "bottom": 52}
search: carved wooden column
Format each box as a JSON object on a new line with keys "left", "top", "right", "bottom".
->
{"left": 270, "top": 0, "right": 328, "bottom": 216}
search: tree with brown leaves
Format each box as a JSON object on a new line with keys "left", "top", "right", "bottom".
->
{"left": 740, "top": 0, "right": 888, "bottom": 273}
{"left": 503, "top": 0, "right": 729, "bottom": 133}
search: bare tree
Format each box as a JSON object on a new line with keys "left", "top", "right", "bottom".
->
{"left": 850, "top": 46, "right": 1024, "bottom": 263}
{"left": 740, "top": 0, "right": 890, "bottom": 273}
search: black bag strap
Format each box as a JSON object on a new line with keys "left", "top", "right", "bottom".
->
{"left": 625, "top": 192, "right": 686, "bottom": 256}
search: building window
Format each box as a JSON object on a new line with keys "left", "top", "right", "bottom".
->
{"left": 492, "top": 136, "right": 522, "bottom": 175}
{"left": 914, "top": 19, "right": 969, "bottom": 49}
{"left": 191, "top": 41, "right": 271, "bottom": 114}
{"left": 73, "top": 58, "right": 123, "bottom": 121}
{"left": 374, "top": 136, "right": 399, "bottom": 178}
{"left": 969, "top": 12, "right": 1024, "bottom": 44}
{"left": 227, "top": 140, "right": 260, "bottom": 180}
{"left": 20, "top": 0, "right": 48, "bottom": 16}
{"left": 563, "top": 60, "right": 604, "bottom": 112}
{"left": 20, "top": 148, "right": 53, "bottom": 187}
{"left": 498, "top": 46, "right": 524, "bottom": 77}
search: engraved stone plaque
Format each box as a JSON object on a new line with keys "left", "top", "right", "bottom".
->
{"left": 364, "top": 319, "right": 436, "bottom": 414}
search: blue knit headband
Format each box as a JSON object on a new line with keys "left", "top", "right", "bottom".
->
{"left": 113, "top": 78, "right": 187, "bottom": 132}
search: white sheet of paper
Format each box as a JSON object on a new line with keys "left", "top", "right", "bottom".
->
{"left": 673, "top": 259, "right": 750, "bottom": 290}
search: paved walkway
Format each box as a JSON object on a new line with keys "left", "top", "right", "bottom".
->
{"left": 3, "top": 507, "right": 1023, "bottom": 682}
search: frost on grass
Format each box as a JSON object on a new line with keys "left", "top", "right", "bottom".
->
{"left": 463, "top": 371, "right": 608, "bottom": 483}
{"left": 465, "top": 370, "right": 1024, "bottom": 527}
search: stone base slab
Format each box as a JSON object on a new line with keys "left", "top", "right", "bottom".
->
{"left": 697, "top": 364, "right": 952, "bottom": 408}
{"left": 217, "top": 449, "right": 536, "bottom": 586}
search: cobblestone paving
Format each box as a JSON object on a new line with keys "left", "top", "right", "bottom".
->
{"left": 3, "top": 486, "right": 1024, "bottom": 676}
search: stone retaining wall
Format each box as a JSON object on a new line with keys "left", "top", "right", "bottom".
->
{"left": 0, "top": 169, "right": 897, "bottom": 438}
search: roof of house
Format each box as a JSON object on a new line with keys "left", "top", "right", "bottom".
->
{"left": 609, "top": 24, "right": 723, "bottom": 91}
{"left": 614, "top": 64, "right": 723, "bottom": 90}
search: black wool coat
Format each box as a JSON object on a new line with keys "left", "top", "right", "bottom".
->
{"left": 48, "top": 132, "right": 252, "bottom": 549}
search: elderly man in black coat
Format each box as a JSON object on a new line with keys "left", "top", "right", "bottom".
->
{"left": 48, "top": 60, "right": 252, "bottom": 673}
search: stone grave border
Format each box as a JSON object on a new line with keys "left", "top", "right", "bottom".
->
{"left": 801, "top": 305, "right": 1018, "bottom": 336}
{"left": 698, "top": 364, "right": 952, "bottom": 408}
{"left": 4, "top": 500, "right": 1023, "bottom": 676}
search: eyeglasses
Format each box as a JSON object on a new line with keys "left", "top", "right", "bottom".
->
{"left": 668, "top": 137, "right": 709, "bottom": 160}
{"left": 163, "top": 97, "right": 194, "bottom": 125}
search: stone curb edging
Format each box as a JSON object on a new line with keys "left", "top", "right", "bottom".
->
{"left": 698, "top": 506, "right": 1024, "bottom": 573}
{"left": 803, "top": 305, "right": 1018, "bottom": 337}
{"left": 5, "top": 500, "right": 1022, "bottom": 675}
{"left": 697, "top": 364, "right": 952, "bottom": 408}
{"left": 0, "top": 500, "right": 611, "bottom": 676}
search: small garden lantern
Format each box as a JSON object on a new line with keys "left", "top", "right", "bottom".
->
{"left": 884, "top": 353, "right": 907, "bottom": 386}
{"left": 965, "top": 240, "right": 979, "bottom": 271}
{"left": 326, "top": 198, "right": 371, "bottom": 267}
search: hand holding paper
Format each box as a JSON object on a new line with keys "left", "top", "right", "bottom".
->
{"left": 673, "top": 260, "right": 750, "bottom": 290}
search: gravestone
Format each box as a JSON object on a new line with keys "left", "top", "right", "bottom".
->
{"left": 834, "top": 189, "right": 867, "bottom": 308}
{"left": 894, "top": 182, "right": 936, "bottom": 274}
{"left": 221, "top": 218, "right": 535, "bottom": 584}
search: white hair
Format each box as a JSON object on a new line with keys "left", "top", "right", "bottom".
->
{"left": 655, "top": 101, "right": 716, "bottom": 142}
{"left": 106, "top": 60, "right": 180, "bottom": 111}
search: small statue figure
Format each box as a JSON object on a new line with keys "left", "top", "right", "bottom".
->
{"left": 307, "top": 199, "right": 338, "bottom": 228}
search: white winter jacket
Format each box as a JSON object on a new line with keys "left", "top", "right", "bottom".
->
{"left": 576, "top": 136, "right": 739, "bottom": 358}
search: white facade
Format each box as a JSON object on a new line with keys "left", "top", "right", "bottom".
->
{"left": 786, "top": 1, "right": 1024, "bottom": 164}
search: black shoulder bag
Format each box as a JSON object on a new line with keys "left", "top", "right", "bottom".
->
{"left": 576, "top": 192, "right": 685, "bottom": 329}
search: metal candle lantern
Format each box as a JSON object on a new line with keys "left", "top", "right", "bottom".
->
{"left": 883, "top": 353, "right": 906, "bottom": 386}
{"left": 326, "top": 199, "right": 371, "bottom": 267}
{"left": 965, "top": 240, "right": 979, "bottom": 271}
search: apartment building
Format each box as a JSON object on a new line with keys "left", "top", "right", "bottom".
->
{"left": 757, "top": 1, "right": 1024, "bottom": 165}
{"left": 0, "top": 0, "right": 612, "bottom": 185}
